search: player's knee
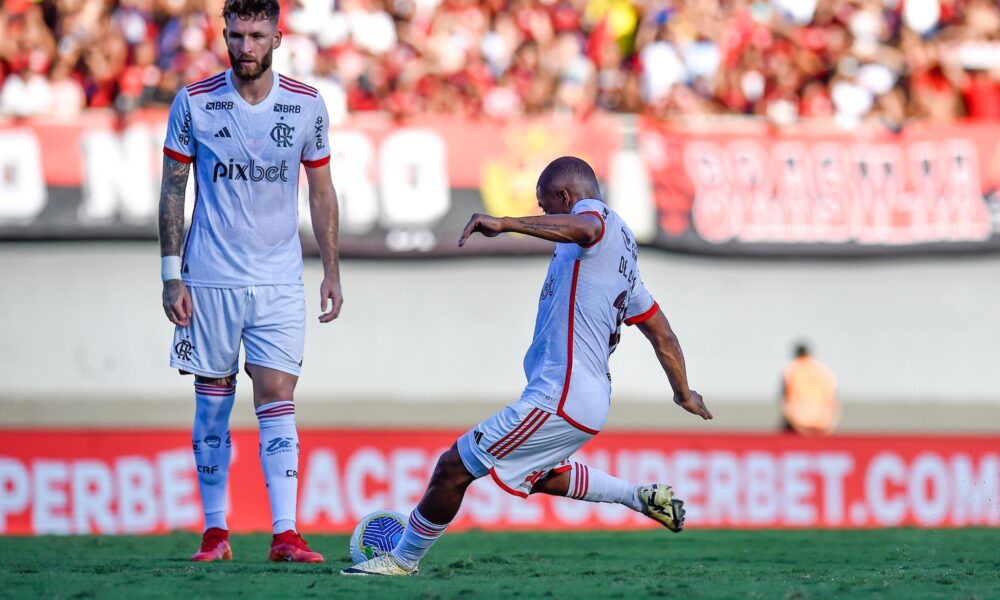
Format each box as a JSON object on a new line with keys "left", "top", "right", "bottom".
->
{"left": 429, "top": 447, "right": 475, "bottom": 489}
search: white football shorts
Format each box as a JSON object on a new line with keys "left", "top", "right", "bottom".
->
{"left": 457, "top": 398, "right": 596, "bottom": 498}
{"left": 169, "top": 284, "right": 305, "bottom": 378}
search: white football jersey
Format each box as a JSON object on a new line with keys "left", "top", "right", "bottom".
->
{"left": 163, "top": 70, "right": 331, "bottom": 287}
{"left": 521, "top": 199, "right": 659, "bottom": 433}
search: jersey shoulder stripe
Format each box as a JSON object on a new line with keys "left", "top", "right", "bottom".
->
{"left": 186, "top": 73, "right": 226, "bottom": 93}
{"left": 278, "top": 76, "right": 317, "bottom": 97}
{"left": 278, "top": 74, "right": 318, "bottom": 93}
{"left": 189, "top": 79, "right": 228, "bottom": 96}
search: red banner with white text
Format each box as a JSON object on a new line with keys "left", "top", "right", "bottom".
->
{"left": 1, "top": 430, "right": 998, "bottom": 535}
{"left": 638, "top": 119, "right": 1000, "bottom": 256}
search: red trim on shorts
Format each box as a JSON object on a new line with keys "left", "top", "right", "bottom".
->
{"left": 625, "top": 302, "right": 660, "bottom": 326}
{"left": 489, "top": 467, "right": 528, "bottom": 498}
{"left": 555, "top": 260, "right": 601, "bottom": 435}
{"left": 578, "top": 210, "right": 605, "bottom": 248}
{"left": 552, "top": 464, "right": 572, "bottom": 474}
{"left": 301, "top": 155, "right": 330, "bottom": 168}
{"left": 487, "top": 408, "right": 539, "bottom": 454}
{"left": 163, "top": 147, "right": 193, "bottom": 164}
{"left": 493, "top": 412, "right": 550, "bottom": 460}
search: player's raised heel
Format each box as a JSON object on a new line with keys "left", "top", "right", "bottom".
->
{"left": 340, "top": 554, "right": 418, "bottom": 576}
{"left": 191, "top": 527, "right": 233, "bottom": 561}
{"left": 637, "top": 484, "right": 686, "bottom": 532}
{"left": 268, "top": 530, "right": 325, "bottom": 563}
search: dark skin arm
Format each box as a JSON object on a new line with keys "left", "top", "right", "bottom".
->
{"left": 636, "top": 309, "right": 712, "bottom": 420}
{"left": 457, "top": 213, "right": 603, "bottom": 246}
{"left": 158, "top": 154, "right": 192, "bottom": 327}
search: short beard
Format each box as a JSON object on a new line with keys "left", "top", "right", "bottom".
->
{"left": 229, "top": 48, "right": 273, "bottom": 82}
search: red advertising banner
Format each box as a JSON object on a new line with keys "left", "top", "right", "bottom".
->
{"left": 638, "top": 119, "right": 1000, "bottom": 255}
{"left": 0, "top": 112, "right": 619, "bottom": 256}
{"left": 1, "top": 430, "right": 997, "bottom": 535}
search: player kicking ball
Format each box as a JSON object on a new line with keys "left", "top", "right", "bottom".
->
{"left": 158, "top": 0, "right": 342, "bottom": 563}
{"left": 342, "top": 156, "right": 712, "bottom": 576}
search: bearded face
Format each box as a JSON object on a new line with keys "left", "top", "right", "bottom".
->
{"left": 224, "top": 15, "right": 280, "bottom": 82}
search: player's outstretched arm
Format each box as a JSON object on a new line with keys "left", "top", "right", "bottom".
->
{"left": 457, "top": 213, "right": 602, "bottom": 246}
{"left": 635, "top": 309, "right": 713, "bottom": 420}
{"left": 158, "top": 154, "right": 192, "bottom": 327}
{"left": 305, "top": 162, "right": 343, "bottom": 323}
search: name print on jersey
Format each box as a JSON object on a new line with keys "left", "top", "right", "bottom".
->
{"left": 212, "top": 159, "right": 289, "bottom": 183}
{"left": 313, "top": 116, "right": 325, "bottom": 150}
{"left": 205, "top": 101, "right": 234, "bottom": 110}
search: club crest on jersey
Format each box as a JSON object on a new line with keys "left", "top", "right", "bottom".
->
{"left": 270, "top": 122, "right": 295, "bottom": 148}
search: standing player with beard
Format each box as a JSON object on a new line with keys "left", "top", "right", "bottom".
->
{"left": 158, "top": 0, "right": 341, "bottom": 563}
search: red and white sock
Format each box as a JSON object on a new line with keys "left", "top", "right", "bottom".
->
{"left": 566, "top": 461, "right": 643, "bottom": 512}
{"left": 256, "top": 401, "right": 299, "bottom": 534}
{"left": 193, "top": 382, "right": 235, "bottom": 532}
{"left": 390, "top": 508, "right": 449, "bottom": 570}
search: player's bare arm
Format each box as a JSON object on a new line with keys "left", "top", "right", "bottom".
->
{"left": 158, "top": 154, "right": 192, "bottom": 327}
{"left": 458, "top": 213, "right": 602, "bottom": 247}
{"left": 636, "top": 309, "right": 712, "bottom": 420}
{"left": 305, "top": 162, "right": 343, "bottom": 323}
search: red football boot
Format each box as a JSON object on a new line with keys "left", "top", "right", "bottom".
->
{"left": 268, "top": 530, "right": 325, "bottom": 563}
{"left": 191, "top": 528, "right": 232, "bottom": 562}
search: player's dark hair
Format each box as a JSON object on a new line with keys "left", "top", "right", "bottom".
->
{"left": 794, "top": 343, "right": 810, "bottom": 358}
{"left": 222, "top": 0, "right": 280, "bottom": 24}
{"left": 538, "top": 156, "right": 601, "bottom": 199}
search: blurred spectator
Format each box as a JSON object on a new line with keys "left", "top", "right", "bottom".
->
{"left": 782, "top": 343, "right": 839, "bottom": 437}
{"left": 1, "top": 0, "right": 999, "bottom": 124}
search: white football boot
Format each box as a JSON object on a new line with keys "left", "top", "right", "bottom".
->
{"left": 340, "top": 553, "right": 418, "bottom": 576}
{"left": 637, "top": 484, "right": 686, "bottom": 532}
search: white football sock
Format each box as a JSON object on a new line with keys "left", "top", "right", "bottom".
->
{"left": 256, "top": 401, "right": 299, "bottom": 534}
{"left": 193, "top": 382, "right": 235, "bottom": 532}
{"left": 566, "top": 461, "right": 644, "bottom": 512}
{"left": 390, "top": 508, "right": 449, "bottom": 570}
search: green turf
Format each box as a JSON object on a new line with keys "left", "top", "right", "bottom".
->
{"left": 2, "top": 529, "right": 998, "bottom": 599}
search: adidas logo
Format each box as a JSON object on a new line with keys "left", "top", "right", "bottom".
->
{"left": 214, "top": 127, "right": 232, "bottom": 138}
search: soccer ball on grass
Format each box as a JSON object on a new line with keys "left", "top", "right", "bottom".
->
{"left": 349, "top": 510, "right": 407, "bottom": 563}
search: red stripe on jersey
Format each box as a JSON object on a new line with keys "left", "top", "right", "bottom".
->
{"left": 625, "top": 301, "right": 659, "bottom": 326}
{"left": 301, "top": 155, "right": 330, "bottom": 168}
{"left": 494, "top": 412, "right": 549, "bottom": 460}
{"left": 186, "top": 73, "right": 226, "bottom": 91}
{"left": 278, "top": 82, "right": 316, "bottom": 97}
{"left": 578, "top": 210, "right": 605, "bottom": 248}
{"left": 487, "top": 408, "right": 539, "bottom": 454}
{"left": 552, "top": 463, "right": 573, "bottom": 474}
{"left": 189, "top": 81, "right": 227, "bottom": 96}
{"left": 279, "top": 75, "right": 318, "bottom": 93}
{"left": 489, "top": 467, "right": 529, "bottom": 498}
{"left": 163, "top": 147, "right": 194, "bottom": 164}
{"left": 555, "top": 260, "right": 600, "bottom": 435}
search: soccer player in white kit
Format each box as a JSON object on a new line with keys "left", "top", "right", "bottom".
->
{"left": 158, "top": 0, "right": 341, "bottom": 563}
{"left": 342, "top": 157, "right": 713, "bottom": 576}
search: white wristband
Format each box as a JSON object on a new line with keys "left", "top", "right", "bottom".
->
{"left": 161, "top": 255, "right": 182, "bottom": 282}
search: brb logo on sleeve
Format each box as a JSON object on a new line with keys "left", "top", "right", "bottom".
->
{"left": 213, "top": 158, "right": 289, "bottom": 182}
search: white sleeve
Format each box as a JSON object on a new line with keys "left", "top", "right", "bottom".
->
{"left": 163, "top": 90, "right": 195, "bottom": 163}
{"left": 624, "top": 271, "right": 658, "bottom": 326}
{"left": 301, "top": 94, "right": 331, "bottom": 168}
{"left": 571, "top": 199, "right": 608, "bottom": 259}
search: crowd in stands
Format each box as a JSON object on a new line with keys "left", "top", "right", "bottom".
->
{"left": 2, "top": 0, "right": 999, "bottom": 126}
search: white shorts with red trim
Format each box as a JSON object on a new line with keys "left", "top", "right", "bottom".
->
{"left": 457, "top": 398, "right": 595, "bottom": 498}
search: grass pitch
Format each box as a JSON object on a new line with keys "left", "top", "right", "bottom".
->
{"left": 2, "top": 529, "right": 997, "bottom": 599}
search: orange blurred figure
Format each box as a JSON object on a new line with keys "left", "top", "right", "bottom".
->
{"left": 782, "top": 343, "right": 838, "bottom": 436}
